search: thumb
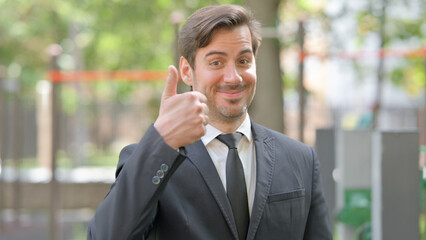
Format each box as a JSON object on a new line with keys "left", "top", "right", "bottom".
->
{"left": 162, "top": 65, "right": 179, "bottom": 99}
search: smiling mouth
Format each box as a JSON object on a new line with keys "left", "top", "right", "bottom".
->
{"left": 217, "top": 86, "right": 248, "bottom": 101}
{"left": 218, "top": 91, "right": 243, "bottom": 100}
{"left": 215, "top": 84, "right": 248, "bottom": 96}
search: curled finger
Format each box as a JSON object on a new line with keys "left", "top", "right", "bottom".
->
{"left": 202, "top": 115, "right": 209, "bottom": 126}
{"left": 192, "top": 91, "right": 207, "bottom": 103}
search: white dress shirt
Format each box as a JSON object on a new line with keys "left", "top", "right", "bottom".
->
{"left": 201, "top": 114, "right": 256, "bottom": 216}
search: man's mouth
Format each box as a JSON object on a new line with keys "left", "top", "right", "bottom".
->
{"left": 215, "top": 84, "right": 248, "bottom": 99}
{"left": 216, "top": 83, "right": 247, "bottom": 91}
{"left": 218, "top": 90, "right": 243, "bottom": 99}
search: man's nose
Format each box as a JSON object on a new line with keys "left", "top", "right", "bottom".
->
{"left": 223, "top": 64, "right": 242, "bottom": 84}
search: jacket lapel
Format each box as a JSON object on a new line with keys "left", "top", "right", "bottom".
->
{"left": 186, "top": 140, "right": 239, "bottom": 240}
{"left": 247, "top": 121, "right": 276, "bottom": 240}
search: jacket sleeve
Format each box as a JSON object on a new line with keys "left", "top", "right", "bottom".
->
{"left": 304, "top": 148, "right": 333, "bottom": 239}
{"left": 87, "top": 124, "right": 187, "bottom": 240}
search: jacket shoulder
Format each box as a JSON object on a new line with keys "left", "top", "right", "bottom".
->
{"left": 253, "top": 123, "right": 313, "bottom": 154}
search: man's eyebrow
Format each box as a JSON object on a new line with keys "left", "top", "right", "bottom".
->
{"left": 239, "top": 49, "right": 253, "bottom": 56}
{"left": 204, "top": 49, "right": 253, "bottom": 59}
{"left": 204, "top": 51, "right": 227, "bottom": 59}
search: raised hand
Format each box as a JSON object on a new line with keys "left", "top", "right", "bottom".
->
{"left": 154, "top": 65, "right": 209, "bottom": 150}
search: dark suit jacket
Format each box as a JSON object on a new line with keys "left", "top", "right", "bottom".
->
{"left": 88, "top": 121, "right": 332, "bottom": 240}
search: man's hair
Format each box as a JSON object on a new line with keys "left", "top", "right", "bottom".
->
{"left": 179, "top": 4, "right": 262, "bottom": 69}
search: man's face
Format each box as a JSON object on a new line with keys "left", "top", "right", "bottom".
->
{"left": 188, "top": 25, "right": 257, "bottom": 125}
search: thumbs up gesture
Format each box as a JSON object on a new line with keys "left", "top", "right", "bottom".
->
{"left": 154, "top": 65, "right": 209, "bottom": 150}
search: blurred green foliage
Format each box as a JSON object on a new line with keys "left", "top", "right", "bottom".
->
{"left": 1, "top": 0, "right": 422, "bottom": 104}
{"left": 0, "top": 0, "right": 242, "bottom": 103}
{"left": 391, "top": 59, "right": 425, "bottom": 96}
{"left": 353, "top": 1, "right": 425, "bottom": 96}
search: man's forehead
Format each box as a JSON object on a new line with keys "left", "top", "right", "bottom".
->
{"left": 196, "top": 25, "right": 253, "bottom": 57}
{"left": 210, "top": 25, "right": 251, "bottom": 43}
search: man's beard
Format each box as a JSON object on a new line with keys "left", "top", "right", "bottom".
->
{"left": 208, "top": 83, "right": 255, "bottom": 123}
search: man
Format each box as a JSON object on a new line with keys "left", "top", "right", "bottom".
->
{"left": 88, "top": 4, "right": 332, "bottom": 240}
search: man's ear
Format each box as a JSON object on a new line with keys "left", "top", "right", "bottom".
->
{"left": 179, "top": 57, "right": 193, "bottom": 87}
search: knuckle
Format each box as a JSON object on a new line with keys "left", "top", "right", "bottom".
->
{"left": 188, "top": 92, "right": 198, "bottom": 101}
{"left": 181, "top": 92, "right": 194, "bottom": 102}
{"left": 199, "top": 94, "right": 207, "bottom": 103}
{"left": 203, "top": 104, "right": 209, "bottom": 114}
{"left": 194, "top": 115, "right": 203, "bottom": 125}
{"left": 194, "top": 103, "right": 203, "bottom": 113}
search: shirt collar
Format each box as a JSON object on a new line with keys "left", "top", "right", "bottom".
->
{"left": 201, "top": 113, "right": 252, "bottom": 146}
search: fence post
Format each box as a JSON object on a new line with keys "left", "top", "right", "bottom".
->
{"left": 372, "top": 131, "right": 420, "bottom": 240}
{"left": 315, "top": 128, "right": 336, "bottom": 221}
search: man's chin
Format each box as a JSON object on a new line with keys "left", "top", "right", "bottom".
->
{"left": 217, "top": 106, "right": 247, "bottom": 121}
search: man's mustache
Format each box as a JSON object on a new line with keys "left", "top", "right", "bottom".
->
{"left": 215, "top": 83, "right": 249, "bottom": 91}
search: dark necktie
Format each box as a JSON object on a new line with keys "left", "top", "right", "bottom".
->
{"left": 217, "top": 133, "right": 249, "bottom": 240}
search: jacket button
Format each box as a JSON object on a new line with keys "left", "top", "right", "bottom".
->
{"left": 152, "top": 176, "right": 161, "bottom": 184}
{"left": 160, "top": 164, "right": 169, "bottom": 172}
{"left": 157, "top": 170, "right": 165, "bottom": 179}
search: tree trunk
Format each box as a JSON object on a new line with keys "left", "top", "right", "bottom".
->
{"left": 245, "top": 0, "right": 284, "bottom": 133}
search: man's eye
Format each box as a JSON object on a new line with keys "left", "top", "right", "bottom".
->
{"left": 210, "top": 61, "right": 221, "bottom": 66}
{"left": 240, "top": 59, "right": 250, "bottom": 64}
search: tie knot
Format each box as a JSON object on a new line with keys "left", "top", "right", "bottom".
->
{"left": 216, "top": 132, "right": 243, "bottom": 149}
